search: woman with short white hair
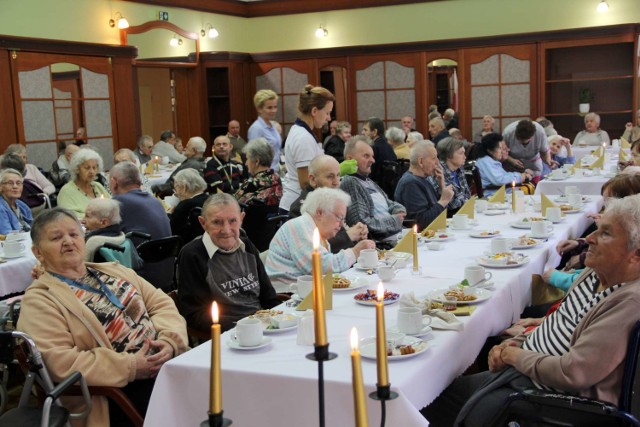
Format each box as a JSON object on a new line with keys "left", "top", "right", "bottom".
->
{"left": 386, "top": 126, "right": 410, "bottom": 159}
{"left": 82, "top": 198, "right": 126, "bottom": 262}
{"left": 57, "top": 148, "right": 110, "bottom": 218}
{"left": 573, "top": 112, "right": 610, "bottom": 146}
{"left": 0, "top": 168, "right": 32, "bottom": 234}
{"left": 406, "top": 131, "right": 424, "bottom": 148}
{"left": 234, "top": 138, "right": 282, "bottom": 206}
{"left": 170, "top": 169, "right": 209, "bottom": 243}
{"left": 265, "top": 187, "right": 375, "bottom": 292}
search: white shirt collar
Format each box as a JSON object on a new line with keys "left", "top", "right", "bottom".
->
{"left": 201, "top": 232, "right": 245, "bottom": 258}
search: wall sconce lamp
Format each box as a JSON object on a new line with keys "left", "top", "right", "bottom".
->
{"left": 315, "top": 26, "right": 328, "bottom": 38}
{"left": 108, "top": 12, "right": 129, "bottom": 29}
{"left": 169, "top": 34, "right": 183, "bottom": 47}
{"left": 200, "top": 23, "right": 219, "bottom": 39}
{"left": 597, "top": 0, "right": 609, "bottom": 12}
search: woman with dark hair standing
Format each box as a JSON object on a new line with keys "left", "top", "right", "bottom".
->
{"left": 475, "top": 133, "right": 533, "bottom": 196}
{"left": 279, "top": 85, "right": 335, "bottom": 213}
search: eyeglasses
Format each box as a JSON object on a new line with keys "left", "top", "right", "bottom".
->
{"left": 327, "top": 210, "right": 346, "bottom": 224}
{"left": 1, "top": 181, "right": 23, "bottom": 187}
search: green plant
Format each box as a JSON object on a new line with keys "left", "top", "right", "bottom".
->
{"left": 579, "top": 88, "right": 594, "bottom": 103}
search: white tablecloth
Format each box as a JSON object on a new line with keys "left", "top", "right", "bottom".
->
{"left": 571, "top": 146, "right": 627, "bottom": 162}
{"left": 145, "top": 165, "right": 175, "bottom": 188}
{"left": 145, "top": 198, "right": 603, "bottom": 427}
{"left": 0, "top": 237, "right": 37, "bottom": 298}
{"left": 535, "top": 169, "right": 614, "bottom": 196}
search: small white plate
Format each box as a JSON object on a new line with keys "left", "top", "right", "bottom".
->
{"left": 388, "top": 325, "right": 433, "bottom": 337}
{"left": 360, "top": 336, "right": 429, "bottom": 361}
{"left": 353, "top": 262, "right": 383, "bottom": 271}
{"left": 420, "top": 234, "right": 454, "bottom": 242}
{"left": 510, "top": 239, "right": 541, "bottom": 250}
{"left": 333, "top": 277, "right": 368, "bottom": 292}
{"left": 354, "top": 290, "right": 400, "bottom": 306}
{"left": 469, "top": 230, "right": 501, "bottom": 238}
{"left": 562, "top": 208, "right": 584, "bottom": 214}
{"left": 263, "top": 318, "right": 299, "bottom": 334}
{"left": 487, "top": 203, "right": 510, "bottom": 210}
{"left": 547, "top": 175, "right": 569, "bottom": 181}
{"left": 545, "top": 217, "right": 565, "bottom": 224}
{"left": 226, "top": 336, "right": 272, "bottom": 351}
{"left": 510, "top": 220, "right": 550, "bottom": 230}
{"left": 484, "top": 209, "right": 506, "bottom": 216}
{"left": 2, "top": 252, "right": 26, "bottom": 259}
{"left": 427, "top": 287, "right": 492, "bottom": 305}
{"left": 477, "top": 256, "right": 530, "bottom": 269}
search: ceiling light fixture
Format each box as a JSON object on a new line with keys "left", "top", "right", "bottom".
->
{"left": 315, "top": 26, "right": 328, "bottom": 38}
{"left": 200, "top": 23, "right": 219, "bottom": 39}
{"left": 597, "top": 0, "right": 609, "bottom": 12}
{"left": 108, "top": 12, "right": 129, "bottom": 29}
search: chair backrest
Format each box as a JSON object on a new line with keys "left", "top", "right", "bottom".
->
{"left": 379, "top": 159, "right": 410, "bottom": 200}
{"left": 96, "top": 239, "right": 144, "bottom": 270}
{"left": 241, "top": 203, "right": 282, "bottom": 252}
{"left": 135, "top": 236, "right": 182, "bottom": 292}
{"left": 182, "top": 206, "right": 204, "bottom": 243}
{"left": 464, "top": 161, "right": 484, "bottom": 198}
{"left": 620, "top": 320, "right": 640, "bottom": 414}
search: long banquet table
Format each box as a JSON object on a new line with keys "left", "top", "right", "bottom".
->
{"left": 0, "top": 237, "right": 37, "bottom": 299}
{"left": 145, "top": 197, "right": 603, "bottom": 427}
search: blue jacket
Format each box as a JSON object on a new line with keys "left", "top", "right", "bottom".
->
{"left": 0, "top": 197, "right": 32, "bottom": 234}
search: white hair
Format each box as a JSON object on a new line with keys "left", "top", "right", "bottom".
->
{"left": 604, "top": 194, "right": 640, "bottom": 251}
{"left": 174, "top": 168, "right": 207, "bottom": 194}
{"left": 385, "top": 127, "right": 405, "bottom": 144}
{"left": 407, "top": 131, "right": 424, "bottom": 142}
{"left": 409, "top": 140, "right": 435, "bottom": 166}
{"left": 188, "top": 137, "right": 207, "bottom": 154}
{"left": 69, "top": 148, "right": 104, "bottom": 181}
{"left": 584, "top": 112, "right": 601, "bottom": 126}
{"left": 301, "top": 187, "right": 351, "bottom": 217}
{"left": 85, "top": 198, "right": 122, "bottom": 224}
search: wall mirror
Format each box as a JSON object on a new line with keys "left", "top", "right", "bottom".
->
{"left": 427, "top": 58, "right": 458, "bottom": 114}
{"left": 121, "top": 21, "right": 199, "bottom": 67}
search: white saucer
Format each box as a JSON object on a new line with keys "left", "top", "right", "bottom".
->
{"left": 353, "top": 262, "right": 382, "bottom": 271}
{"left": 3, "top": 252, "right": 26, "bottom": 259}
{"left": 484, "top": 210, "right": 506, "bottom": 216}
{"left": 388, "top": 325, "right": 433, "bottom": 337}
{"left": 226, "top": 336, "right": 272, "bottom": 351}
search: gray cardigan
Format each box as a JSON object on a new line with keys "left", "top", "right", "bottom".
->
{"left": 340, "top": 174, "right": 405, "bottom": 239}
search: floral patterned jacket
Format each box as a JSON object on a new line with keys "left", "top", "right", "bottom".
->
{"left": 234, "top": 169, "right": 282, "bottom": 206}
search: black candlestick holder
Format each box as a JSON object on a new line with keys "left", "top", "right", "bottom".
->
{"left": 369, "top": 384, "right": 398, "bottom": 427}
{"left": 200, "top": 411, "right": 232, "bottom": 427}
{"left": 306, "top": 343, "right": 338, "bottom": 427}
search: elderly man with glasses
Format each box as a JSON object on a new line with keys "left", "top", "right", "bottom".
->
{"left": 265, "top": 187, "right": 375, "bottom": 293}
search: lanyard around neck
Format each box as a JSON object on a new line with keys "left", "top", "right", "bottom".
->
{"left": 50, "top": 268, "right": 124, "bottom": 310}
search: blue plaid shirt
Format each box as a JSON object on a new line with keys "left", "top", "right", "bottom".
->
{"left": 428, "top": 160, "right": 471, "bottom": 210}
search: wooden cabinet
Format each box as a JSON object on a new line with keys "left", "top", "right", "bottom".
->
{"left": 201, "top": 53, "right": 251, "bottom": 144}
{"left": 540, "top": 35, "right": 636, "bottom": 140}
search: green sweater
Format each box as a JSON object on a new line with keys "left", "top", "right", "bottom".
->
{"left": 57, "top": 181, "right": 110, "bottom": 219}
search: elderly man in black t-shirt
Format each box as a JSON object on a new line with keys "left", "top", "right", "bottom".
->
{"left": 176, "top": 193, "right": 280, "bottom": 332}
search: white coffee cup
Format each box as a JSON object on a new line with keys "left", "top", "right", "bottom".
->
{"left": 491, "top": 237, "right": 512, "bottom": 254}
{"left": 567, "top": 193, "right": 582, "bottom": 208}
{"left": 397, "top": 307, "right": 432, "bottom": 335}
{"left": 609, "top": 165, "right": 618, "bottom": 175}
{"left": 377, "top": 266, "right": 396, "bottom": 282}
{"left": 452, "top": 214, "right": 469, "bottom": 229}
{"left": 3, "top": 241, "right": 25, "bottom": 257}
{"left": 613, "top": 139, "right": 620, "bottom": 148}
{"left": 290, "top": 275, "right": 313, "bottom": 298}
{"left": 574, "top": 168, "right": 583, "bottom": 177}
{"left": 464, "top": 265, "right": 492, "bottom": 285}
{"left": 235, "top": 317, "right": 263, "bottom": 347}
{"left": 593, "top": 167, "right": 601, "bottom": 176}
{"left": 562, "top": 163, "right": 573, "bottom": 170}
{"left": 551, "top": 169, "right": 563, "bottom": 178}
{"left": 546, "top": 207, "right": 562, "bottom": 223}
{"left": 4, "top": 232, "right": 26, "bottom": 242}
{"left": 476, "top": 199, "right": 488, "bottom": 213}
{"left": 565, "top": 186, "right": 579, "bottom": 195}
{"left": 357, "top": 249, "right": 378, "bottom": 268}
{"left": 531, "top": 220, "right": 551, "bottom": 238}
{"left": 296, "top": 310, "right": 315, "bottom": 346}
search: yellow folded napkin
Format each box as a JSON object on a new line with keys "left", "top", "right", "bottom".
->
{"left": 588, "top": 153, "right": 605, "bottom": 169}
{"left": 622, "top": 137, "right": 631, "bottom": 148}
{"left": 144, "top": 162, "right": 155, "bottom": 175}
{"left": 457, "top": 196, "right": 476, "bottom": 220}
{"left": 488, "top": 185, "right": 506, "bottom": 203}
{"left": 620, "top": 148, "right": 629, "bottom": 162}
{"left": 448, "top": 305, "right": 477, "bottom": 316}
{"left": 571, "top": 158, "right": 582, "bottom": 174}
{"left": 540, "top": 193, "right": 560, "bottom": 217}
{"left": 424, "top": 209, "right": 447, "bottom": 233}
{"left": 296, "top": 270, "right": 333, "bottom": 311}
{"left": 393, "top": 229, "right": 414, "bottom": 254}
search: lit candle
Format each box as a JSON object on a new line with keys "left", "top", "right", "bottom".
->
{"left": 511, "top": 181, "right": 516, "bottom": 213}
{"left": 375, "top": 282, "right": 389, "bottom": 387}
{"left": 311, "top": 228, "right": 327, "bottom": 346}
{"left": 350, "top": 327, "right": 369, "bottom": 427}
{"left": 412, "top": 225, "right": 418, "bottom": 272}
{"left": 154, "top": 156, "right": 160, "bottom": 172}
{"left": 210, "top": 302, "right": 222, "bottom": 414}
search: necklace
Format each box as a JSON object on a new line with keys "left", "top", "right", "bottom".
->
{"left": 75, "top": 181, "right": 96, "bottom": 199}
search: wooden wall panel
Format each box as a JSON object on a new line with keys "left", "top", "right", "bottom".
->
{"left": 0, "top": 50, "right": 18, "bottom": 148}
{"left": 111, "top": 56, "right": 137, "bottom": 151}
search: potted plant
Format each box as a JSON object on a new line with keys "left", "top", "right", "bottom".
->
{"left": 579, "top": 88, "right": 593, "bottom": 114}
